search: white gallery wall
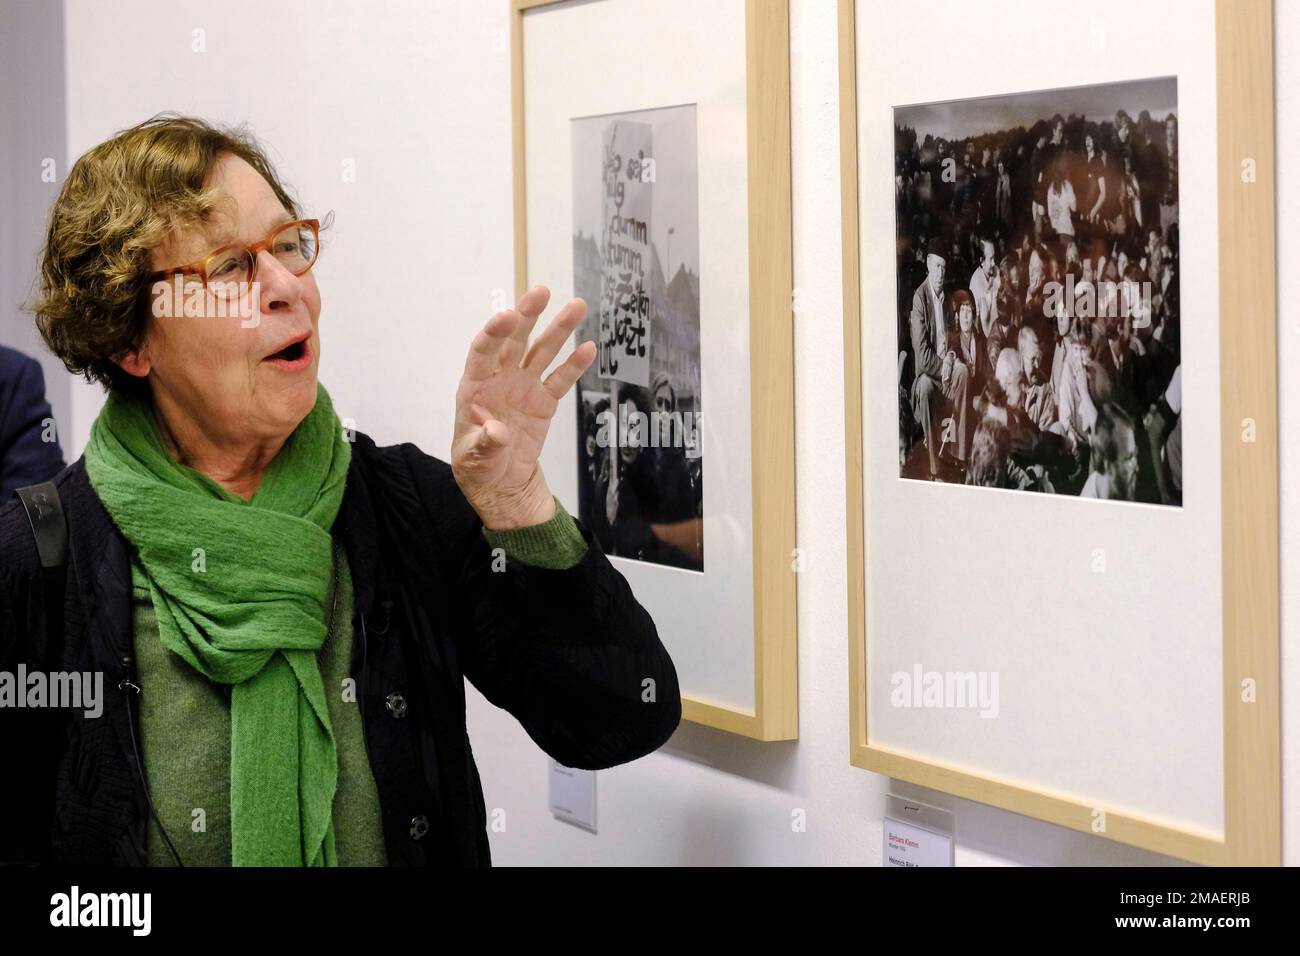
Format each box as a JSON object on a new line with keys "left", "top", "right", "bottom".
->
{"left": 0, "top": 0, "right": 69, "bottom": 455}
{"left": 0, "top": 0, "right": 1296, "bottom": 865}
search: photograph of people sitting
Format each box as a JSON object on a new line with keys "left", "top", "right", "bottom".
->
{"left": 894, "top": 82, "right": 1181, "bottom": 505}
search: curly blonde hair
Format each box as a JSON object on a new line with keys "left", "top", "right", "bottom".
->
{"left": 33, "top": 114, "right": 302, "bottom": 396}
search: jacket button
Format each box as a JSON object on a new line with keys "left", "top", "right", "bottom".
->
{"left": 409, "top": 815, "right": 429, "bottom": 840}
{"left": 368, "top": 600, "right": 393, "bottom": 635}
{"left": 385, "top": 692, "right": 408, "bottom": 718}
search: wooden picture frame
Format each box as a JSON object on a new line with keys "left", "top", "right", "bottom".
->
{"left": 512, "top": 0, "right": 797, "bottom": 740}
{"left": 839, "top": 0, "right": 1279, "bottom": 864}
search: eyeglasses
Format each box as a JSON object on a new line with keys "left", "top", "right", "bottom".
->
{"left": 146, "top": 218, "right": 320, "bottom": 298}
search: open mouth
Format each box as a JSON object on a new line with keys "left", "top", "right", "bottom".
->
{"left": 262, "top": 332, "right": 311, "bottom": 368}
{"left": 266, "top": 340, "right": 306, "bottom": 362}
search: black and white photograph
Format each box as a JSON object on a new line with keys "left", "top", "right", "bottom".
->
{"left": 571, "top": 103, "right": 704, "bottom": 570}
{"left": 894, "top": 77, "right": 1182, "bottom": 505}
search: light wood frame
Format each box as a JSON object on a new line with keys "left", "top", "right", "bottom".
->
{"left": 839, "top": 0, "right": 1279, "bottom": 863}
{"left": 512, "top": 0, "right": 798, "bottom": 740}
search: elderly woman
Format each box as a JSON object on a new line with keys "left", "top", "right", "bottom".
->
{"left": 0, "top": 116, "right": 680, "bottom": 866}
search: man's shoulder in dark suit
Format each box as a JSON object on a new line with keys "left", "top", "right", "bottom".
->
{"left": 0, "top": 345, "right": 67, "bottom": 498}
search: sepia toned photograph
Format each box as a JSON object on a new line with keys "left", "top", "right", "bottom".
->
{"left": 894, "top": 77, "right": 1181, "bottom": 505}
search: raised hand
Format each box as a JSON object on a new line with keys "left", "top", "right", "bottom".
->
{"left": 451, "top": 286, "right": 596, "bottom": 530}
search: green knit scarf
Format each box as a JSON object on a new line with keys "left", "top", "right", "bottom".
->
{"left": 84, "top": 381, "right": 351, "bottom": 867}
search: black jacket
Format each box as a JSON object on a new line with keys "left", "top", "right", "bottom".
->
{"left": 0, "top": 431, "right": 681, "bottom": 865}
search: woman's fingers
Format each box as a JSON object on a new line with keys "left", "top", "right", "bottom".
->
{"left": 453, "top": 403, "right": 509, "bottom": 468}
{"left": 515, "top": 285, "right": 551, "bottom": 318}
{"left": 522, "top": 297, "right": 588, "bottom": 374}
{"left": 471, "top": 413, "right": 510, "bottom": 452}
{"left": 500, "top": 285, "right": 550, "bottom": 368}
{"left": 457, "top": 399, "right": 490, "bottom": 428}
{"left": 463, "top": 310, "right": 520, "bottom": 382}
{"left": 543, "top": 340, "right": 597, "bottom": 400}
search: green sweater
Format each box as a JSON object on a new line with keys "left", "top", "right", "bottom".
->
{"left": 133, "top": 498, "right": 588, "bottom": 866}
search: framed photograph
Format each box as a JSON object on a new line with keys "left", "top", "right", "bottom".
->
{"left": 512, "top": 0, "right": 797, "bottom": 739}
{"left": 840, "top": 0, "right": 1279, "bottom": 863}
{"left": 570, "top": 104, "right": 705, "bottom": 572}
{"left": 893, "top": 76, "right": 1184, "bottom": 503}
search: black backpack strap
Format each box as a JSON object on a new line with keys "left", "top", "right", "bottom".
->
{"left": 16, "top": 482, "right": 68, "bottom": 569}
{"left": 15, "top": 481, "right": 68, "bottom": 641}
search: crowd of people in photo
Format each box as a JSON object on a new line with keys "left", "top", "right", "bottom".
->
{"left": 895, "top": 107, "right": 1182, "bottom": 504}
{"left": 577, "top": 372, "right": 704, "bottom": 571}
